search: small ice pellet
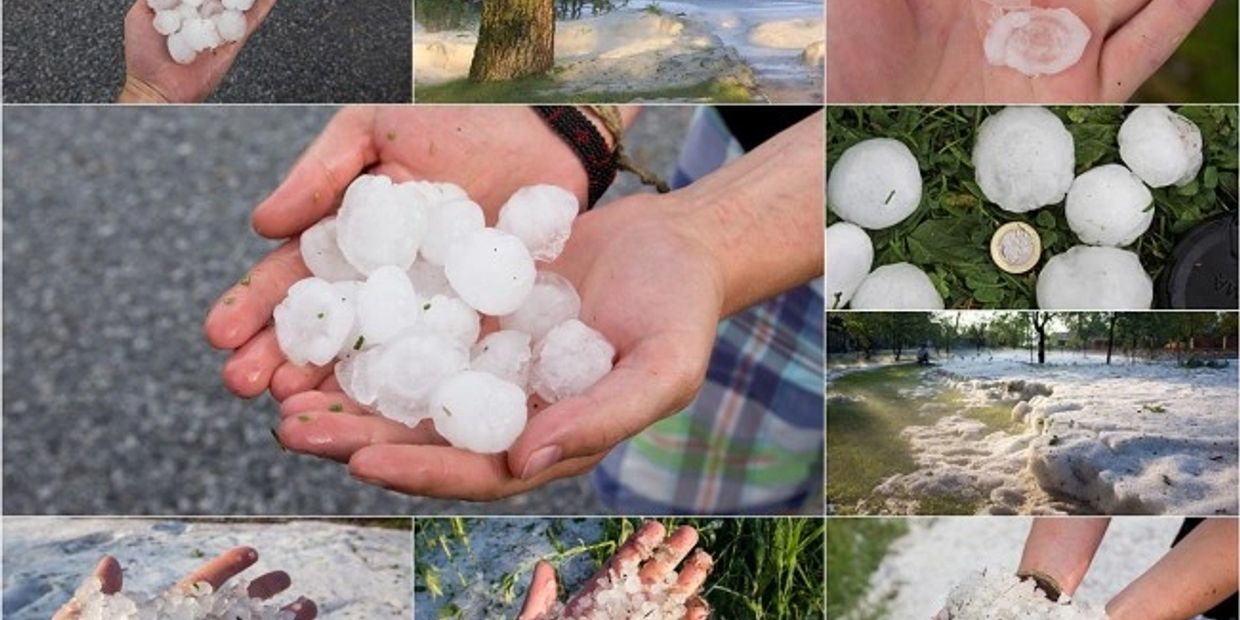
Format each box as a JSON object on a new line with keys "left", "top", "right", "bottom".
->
{"left": 499, "top": 271, "right": 581, "bottom": 341}
{"left": 471, "top": 330, "right": 533, "bottom": 387}
{"left": 421, "top": 294, "right": 481, "bottom": 347}
{"left": 300, "top": 216, "right": 363, "bottom": 282}
{"left": 273, "top": 277, "right": 355, "bottom": 366}
{"left": 153, "top": 10, "right": 183, "bottom": 35}
{"left": 531, "top": 319, "right": 615, "bottom": 403}
{"left": 419, "top": 197, "right": 486, "bottom": 266}
{"left": 337, "top": 175, "right": 428, "bottom": 274}
{"left": 431, "top": 371, "right": 528, "bottom": 453}
{"left": 214, "top": 9, "right": 247, "bottom": 41}
{"left": 167, "top": 31, "right": 198, "bottom": 64}
{"left": 373, "top": 331, "right": 469, "bottom": 421}
{"left": 356, "top": 265, "right": 421, "bottom": 346}
{"left": 496, "top": 184, "right": 580, "bottom": 261}
{"left": 407, "top": 260, "right": 454, "bottom": 299}
{"left": 445, "top": 228, "right": 537, "bottom": 315}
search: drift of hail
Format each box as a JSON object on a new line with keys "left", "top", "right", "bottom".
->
{"left": 147, "top": 0, "right": 255, "bottom": 65}
{"left": 68, "top": 576, "right": 297, "bottom": 620}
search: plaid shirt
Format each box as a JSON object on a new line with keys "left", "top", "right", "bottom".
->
{"left": 591, "top": 108, "right": 825, "bottom": 515}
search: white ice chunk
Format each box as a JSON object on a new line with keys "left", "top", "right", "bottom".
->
{"left": 1118, "top": 105, "right": 1204, "bottom": 188}
{"left": 167, "top": 31, "right": 198, "bottom": 64}
{"left": 180, "top": 17, "right": 221, "bottom": 52}
{"left": 274, "top": 277, "right": 356, "bottom": 366}
{"left": 828, "top": 138, "right": 923, "bottom": 229}
{"left": 419, "top": 197, "right": 486, "bottom": 266}
{"left": 406, "top": 260, "right": 454, "bottom": 299}
{"left": 498, "top": 271, "right": 581, "bottom": 341}
{"left": 974, "top": 106, "right": 1075, "bottom": 213}
{"left": 222, "top": 0, "right": 255, "bottom": 10}
{"left": 496, "top": 184, "right": 580, "bottom": 261}
{"left": 445, "top": 228, "right": 537, "bottom": 315}
{"left": 431, "top": 370, "right": 529, "bottom": 453}
{"left": 421, "top": 294, "right": 481, "bottom": 348}
{"left": 300, "top": 216, "right": 364, "bottom": 282}
{"left": 984, "top": 8, "right": 1091, "bottom": 77}
{"left": 531, "top": 319, "right": 615, "bottom": 403}
{"left": 1037, "top": 246, "right": 1153, "bottom": 310}
{"left": 372, "top": 331, "right": 469, "bottom": 423}
{"left": 850, "top": 263, "right": 944, "bottom": 310}
{"left": 356, "top": 265, "right": 421, "bottom": 346}
{"left": 153, "top": 10, "right": 183, "bottom": 35}
{"left": 147, "top": 0, "right": 179, "bottom": 10}
{"left": 336, "top": 346, "right": 382, "bottom": 407}
{"left": 471, "top": 330, "right": 533, "bottom": 387}
{"left": 214, "top": 9, "right": 247, "bottom": 42}
{"left": 1065, "top": 165, "right": 1153, "bottom": 247}
{"left": 337, "top": 175, "right": 427, "bottom": 274}
{"left": 825, "top": 222, "right": 873, "bottom": 309}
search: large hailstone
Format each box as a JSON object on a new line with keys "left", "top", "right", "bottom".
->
{"left": 984, "top": 8, "right": 1091, "bottom": 76}
{"left": 421, "top": 294, "right": 481, "bottom": 347}
{"left": 300, "top": 216, "right": 363, "bottom": 282}
{"left": 828, "top": 138, "right": 923, "bottom": 229}
{"left": 149, "top": 0, "right": 252, "bottom": 65}
{"left": 497, "top": 185, "right": 580, "bottom": 261}
{"left": 1037, "top": 246, "right": 1153, "bottom": 309}
{"left": 472, "top": 330, "right": 533, "bottom": 387}
{"left": 825, "top": 222, "right": 873, "bottom": 309}
{"left": 273, "top": 278, "right": 355, "bottom": 366}
{"left": 849, "top": 263, "right": 944, "bottom": 310}
{"left": 420, "top": 197, "right": 486, "bottom": 266}
{"left": 372, "top": 330, "right": 469, "bottom": 425}
{"left": 336, "top": 176, "right": 428, "bottom": 274}
{"left": 355, "top": 265, "right": 421, "bottom": 346}
{"left": 531, "top": 319, "right": 615, "bottom": 403}
{"left": 445, "top": 228, "right": 537, "bottom": 315}
{"left": 498, "top": 271, "right": 582, "bottom": 341}
{"left": 1065, "top": 165, "right": 1154, "bottom": 247}
{"left": 974, "top": 107, "right": 1075, "bottom": 213}
{"left": 431, "top": 371, "right": 528, "bottom": 454}
{"left": 1118, "top": 106, "right": 1204, "bottom": 188}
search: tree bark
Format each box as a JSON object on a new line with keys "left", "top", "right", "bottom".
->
{"left": 470, "top": 0, "right": 555, "bottom": 82}
{"left": 1106, "top": 313, "right": 1116, "bottom": 365}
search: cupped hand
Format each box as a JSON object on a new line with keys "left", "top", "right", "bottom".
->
{"left": 827, "top": 0, "right": 1215, "bottom": 103}
{"left": 517, "top": 522, "right": 713, "bottom": 620}
{"left": 120, "top": 0, "right": 278, "bottom": 103}
{"left": 53, "top": 547, "right": 316, "bottom": 619}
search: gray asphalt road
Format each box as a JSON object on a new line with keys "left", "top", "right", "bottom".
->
{"left": 1, "top": 105, "right": 692, "bottom": 516}
{"left": 2, "top": 0, "right": 412, "bottom": 103}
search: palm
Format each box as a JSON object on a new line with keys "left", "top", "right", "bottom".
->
{"left": 827, "top": 0, "right": 1209, "bottom": 103}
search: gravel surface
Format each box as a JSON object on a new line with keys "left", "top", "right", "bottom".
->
{"left": 2, "top": 0, "right": 412, "bottom": 103}
{"left": 2, "top": 105, "right": 692, "bottom": 516}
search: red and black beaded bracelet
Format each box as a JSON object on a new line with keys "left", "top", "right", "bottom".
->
{"left": 532, "top": 106, "right": 618, "bottom": 209}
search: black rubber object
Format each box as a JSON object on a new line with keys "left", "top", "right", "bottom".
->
{"left": 1156, "top": 211, "right": 1239, "bottom": 309}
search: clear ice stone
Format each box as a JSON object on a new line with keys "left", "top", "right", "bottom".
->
{"left": 499, "top": 271, "right": 581, "bottom": 341}
{"left": 471, "top": 330, "right": 533, "bottom": 388}
{"left": 496, "top": 185, "right": 579, "bottom": 262}
{"left": 531, "top": 319, "right": 615, "bottom": 403}
{"left": 300, "top": 216, "right": 363, "bottom": 282}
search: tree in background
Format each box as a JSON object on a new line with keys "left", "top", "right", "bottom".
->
{"left": 470, "top": 0, "right": 556, "bottom": 81}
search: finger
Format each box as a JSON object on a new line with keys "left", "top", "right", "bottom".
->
{"left": 270, "top": 361, "right": 335, "bottom": 402}
{"left": 611, "top": 521, "right": 667, "bottom": 571}
{"left": 243, "top": 0, "right": 278, "bottom": 39}
{"left": 317, "top": 374, "right": 343, "bottom": 392}
{"left": 509, "top": 338, "right": 704, "bottom": 480}
{"left": 176, "top": 547, "right": 259, "bottom": 592}
{"left": 685, "top": 595, "right": 711, "bottom": 620}
{"left": 517, "top": 560, "right": 559, "bottom": 620}
{"left": 278, "top": 412, "right": 438, "bottom": 463}
{"left": 347, "top": 443, "right": 599, "bottom": 501}
{"left": 282, "top": 597, "right": 318, "bottom": 620}
{"left": 672, "top": 550, "right": 714, "bottom": 597}
{"left": 204, "top": 241, "right": 310, "bottom": 350}
{"left": 639, "top": 526, "right": 699, "bottom": 584}
{"left": 252, "top": 108, "right": 378, "bottom": 239}
{"left": 221, "top": 329, "right": 284, "bottom": 398}
{"left": 246, "top": 571, "right": 291, "bottom": 600}
{"left": 1100, "top": 0, "right": 1215, "bottom": 100}
{"left": 280, "top": 391, "right": 365, "bottom": 417}
{"left": 95, "top": 556, "right": 123, "bottom": 595}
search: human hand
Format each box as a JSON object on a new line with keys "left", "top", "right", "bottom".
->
{"left": 517, "top": 521, "right": 713, "bottom": 620}
{"left": 53, "top": 547, "right": 316, "bottom": 619}
{"left": 118, "top": 0, "right": 278, "bottom": 103}
{"left": 827, "top": 0, "right": 1215, "bottom": 103}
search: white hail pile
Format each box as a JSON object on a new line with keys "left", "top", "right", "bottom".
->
{"left": 277, "top": 176, "right": 614, "bottom": 454}
{"left": 938, "top": 571, "right": 1106, "bottom": 620}
{"left": 68, "top": 577, "right": 295, "bottom": 620}
{"left": 147, "top": 0, "right": 255, "bottom": 65}
{"left": 541, "top": 561, "right": 693, "bottom": 620}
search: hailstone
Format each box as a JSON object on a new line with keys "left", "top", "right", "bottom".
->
{"left": 421, "top": 294, "right": 481, "bottom": 347}
{"left": 150, "top": 0, "right": 254, "bottom": 63}
{"left": 445, "top": 228, "right": 537, "bottom": 315}
{"left": 355, "top": 265, "right": 421, "bottom": 346}
{"left": 1065, "top": 165, "right": 1153, "bottom": 247}
{"left": 373, "top": 330, "right": 469, "bottom": 422}
{"left": 499, "top": 271, "right": 582, "bottom": 341}
{"left": 825, "top": 222, "right": 873, "bottom": 309}
{"left": 531, "top": 319, "right": 615, "bottom": 403}
{"left": 337, "top": 175, "right": 428, "bottom": 274}
{"left": 300, "top": 216, "right": 364, "bottom": 282}
{"left": 420, "top": 197, "right": 486, "bottom": 266}
{"left": 849, "top": 263, "right": 945, "bottom": 310}
{"left": 974, "top": 107, "right": 1075, "bottom": 213}
{"left": 407, "top": 260, "right": 454, "bottom": 299}
{"left": 273, "top": 278, "right": 355, "bottom": 366}
{"left": 497, "top": 185, "right": 580, "bottom": 261}
{"left": 1037, "top": 246, "right": 1153, "bottom": 309}
{"left": 472, "top": 330, "right": 533, "bottom": 387}
{"left": 431, "top": 371, "right": 529, "bottom": 453}
{"left": 1118, "top": 106, "right": 1204, "bottom": 188}
{"left": 828, "top": 138, "right": 923, "bottom": 230}
{"left": 984, "top": 8, "right": 1091, "bottom": 77}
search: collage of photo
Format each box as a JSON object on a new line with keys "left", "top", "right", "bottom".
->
{"left": 0, "top": 0, "right": 1237, "bottom": 619}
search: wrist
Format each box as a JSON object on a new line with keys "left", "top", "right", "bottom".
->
{"left": 118, "top": 74, "right": 170, "bottom": 104}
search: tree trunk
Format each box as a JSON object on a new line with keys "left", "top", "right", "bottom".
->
{"left": 1034, "top": 312, "right": 1048, "bottom": 364}
{"left": 470, "top": 0, "right": 555, "bottom": 81}
{"left": 1105, "top": 313, "right": 1116, "bottom": 365}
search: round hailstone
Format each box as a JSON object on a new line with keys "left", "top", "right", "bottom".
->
{"left": 407, "top": 260, "right": 454, "bottom": 299}
{"left": 330, "top": 280, "right": 366, "bottom": 358}
{"left": 273, "top": 277, "right": 356, "bottom": 366}
{"left": 1118, "top": 106, "right": 1204, "bottom": 188}
{"left": 167, "top": 31, "right": 197, "bottom": 64}
{"left": 471, "top": 330, "right": 533, "bottom": 387}
{"left": 445, "top": 228, "right": 537, "bottom": 315}
{"left": 1037, "top": 246, "right": 1153, "bottom": 309}
{"left": 421, "top": 294, "right": 481, "bottom": 347}
{"left": 828, "top": 138, "right": 923, "bottom": 230}
{"left": 498, "top": 271, "right": 581, "bottom": 341}
{"left": 356, "top": 265, "right": 421, "bottom": 346}
{"left": 336, "top": 175, "right": 427, "bottom": 274}
{"left": 496, "top": 185, "right": 580, "bottom": 261}
{"left": 419, "top": 197, "right": 486, "bottom": 266}
{"left": 1065, "top": 165, "right": 1154, "bottom": 247}
{"left": 222, "top": 0, "right": 255, "bottom": 9}
{"left": 153, "top": 10, "right": 183, "bottom": 35}
{"left": 214, "top": 9, "right": 247, "bottom": 42}
{"left": 373, "top": 331, "right": 469, "bottom": 423}
{"left": 431, "top": 371, "right": 528, "bottom": 454}
{"left": 825, "top": 222, "right": 873, "bottom": 309}
{"left": 849, "top": 263, "right": 944, "bottom": 310}
{"left": 335, "top": 347, "right": 381, "bottom": 407}
{"left": 181, "top": 17, "right": 221, "bottom": 52}
{"left": 531, "top": 319, "right": 615, "bottom": 403}
{"left": 300, "top": 216, "right": 363, "bottom": 282}
{"left": 974, "top": 106, "right": 1075, "bottom": 213}
{"left": 984, "top": 8, "right": 1091, "bottom": 76}
{"left": 148, "top": 0, "right": 178, "bottom": 8}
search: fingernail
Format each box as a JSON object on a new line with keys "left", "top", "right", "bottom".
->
{"left": 521, "top": 446, "right": 562, "bottom": 480}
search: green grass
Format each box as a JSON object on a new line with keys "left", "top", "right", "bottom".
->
{"left": 826, "top": 106, "right": 1239, "bottom": 309}
{"left": 825, "top": 518, "right": 909, "bottom": 620}
{"left": 826, "top": 364, "right": 1015, "bottom": 514}
{"left": 415, "top": 75, "right": 756, "bottom": 103}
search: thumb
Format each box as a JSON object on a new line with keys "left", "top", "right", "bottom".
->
{"left": 518, "top": 561, "right": 559, "bottom": 620}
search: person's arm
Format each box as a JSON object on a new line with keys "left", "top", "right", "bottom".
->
{"left": 1016, "top": 517, "right": 1111, "bottom": 598}
{"left": 1105, "top": 519, "right": 1238, "bottom": 620}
